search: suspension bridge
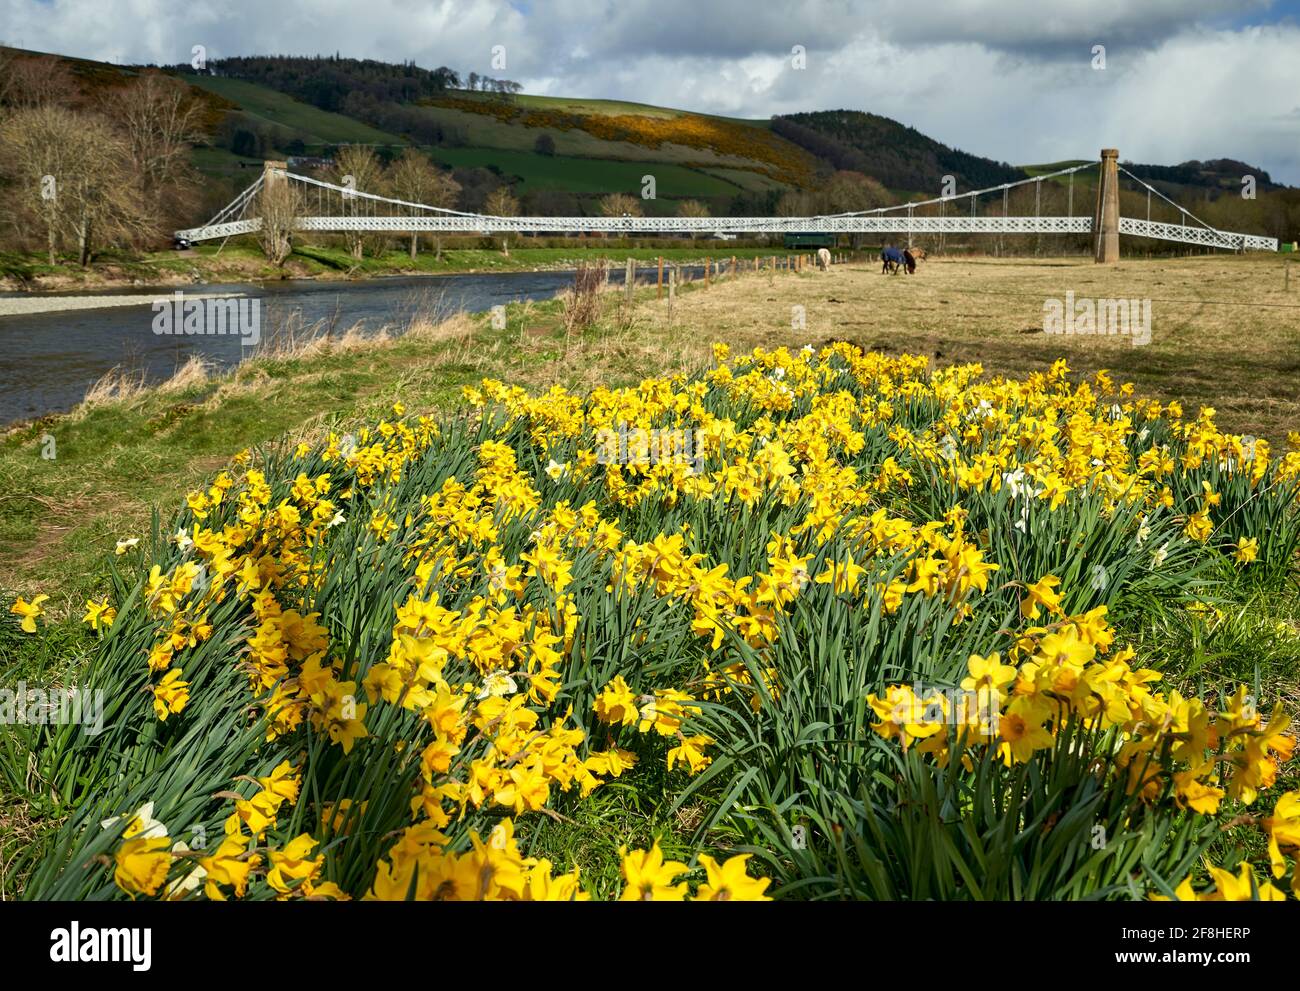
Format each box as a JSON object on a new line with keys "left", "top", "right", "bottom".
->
{"left": 177, "top": 149, "right": 1279, "bottom": 258}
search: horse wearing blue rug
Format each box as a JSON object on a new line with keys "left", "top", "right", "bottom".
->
{"left": 881, "top": 245, "right": 915, "bottom": 275}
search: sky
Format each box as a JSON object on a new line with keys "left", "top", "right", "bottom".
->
{"left": 3, "top": 0, "right": 1300, "bottom": 184}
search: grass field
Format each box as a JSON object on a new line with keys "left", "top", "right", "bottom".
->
{"left": 0, "top": 242, "right": 785, "bottom": 290}
{"left": 3, "top": 252, "right": 1299, "bottom": 900}
{"left": 509, "top": 92, "right": 769, "bottom": 127}
{"left": 661, "top": 254, "right": 1300, "bottom": 441}
{"left": 185, "top": 76, "right": 405, "bottom": 146}
{"left": 426, "top": 147, "right": 746, "bottom": 198}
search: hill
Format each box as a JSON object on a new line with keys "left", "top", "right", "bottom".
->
{"left": 771, "top": 109, "right": 1027, "bottom": 196}
{"left": 2, "top": 46, "right": 1292, "bottom": 225}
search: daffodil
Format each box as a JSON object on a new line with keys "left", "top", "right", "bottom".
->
{"left": 82, "top": 598, "right": 116, "bottom": 631}
{"left": 619, "top": 841, "right": 689, "bottom": 901}
{"left": 694, "top": 853, "right": 772, "bottom": 901}
{"left": 9, "top": 594, "right": 48, "bottom": 633}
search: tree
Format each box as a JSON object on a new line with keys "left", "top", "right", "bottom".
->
{"left": 484, "top": 186, "right": 519, "bottom": 255}
{"left": 330, "top": 145, "right": 386, "bottom": 259}
{"left": 3, "top": 55, "right": 75, "bottom": 110}
{"left": 258, "top": 174, "right": 301, "bottom": 266}
{"left": 599, "top": 193, "right": 643, "bottom": 218}
{"left": 676, "top": 199, "right": 710, "bottom": 239}
{"left": 388, "top": 148, "right": 461, "bottom": 260}
{"left": 534, "top": 133, "right": 556, "bottom": 157}
{"left": 0, "top": 105, "right": 151, "bottom": 265}
{"left": 815, "top": 171, "right": 891, "bottom": 249}
{"left": 776, "top": 190, "right": 814, "bottom": 217}
{"left": 819, "top": 170, "right": 890, "bottom": 215}
{"left": 230, "top": 128, "right": 262, "bottom": 157}
{"left": 113, "top": 74, "right": 207, "bottom": 230}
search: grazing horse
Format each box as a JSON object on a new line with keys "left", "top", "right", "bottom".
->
{"left": 902, "top": 249, "right": 916, "bottom": 275}
{"left": 816, "top": 247, "right": 832, "bottom": 271}
{"left": 908, "top": 246, "right": 927, "bottom": 262}
{"left": 881, "top": 245, "right": 905, "bottom": 274}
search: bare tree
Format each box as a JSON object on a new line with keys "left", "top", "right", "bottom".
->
{"left": 4, "top": 55, "right": 76, "bottom": 110}
{"left": 387, "top": 148, "right": 461, "bottom": 260}
{"left": 676, "top": 199, "right": 710, "bottom": 240}
{"left": 599, "top": 192, "right": 643, "bottom": 218}
{"left": 329, "top": 145, "right": 386, "bottom": 259}
{"left": 115, "top": 74, "right": 206, "bottom": 194}
{"left": 257, "top": 173, "right": 301, "bottom": 266}
{"left": 776, "top": 190, "right": 814, "bottom": 217}
{"left": 0, "top": 105, "right": 150, "bottom": 265}
{"left": 484, "top": 186, "right": 519, "bottom": 255}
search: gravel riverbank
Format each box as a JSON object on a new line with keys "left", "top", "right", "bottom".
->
{"left": 0, "top": 291, "right": 251, "bottom": 318}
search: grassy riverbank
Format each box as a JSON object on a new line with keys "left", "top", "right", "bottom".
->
{"left": 0, "top": 242, "right": 804, "bottom": 293}
{"left": 3, "top": 254, "right": 1297, "bottom": 604}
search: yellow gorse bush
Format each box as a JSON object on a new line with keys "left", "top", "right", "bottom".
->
{"left": 16, "top": 341, "right": 1300, "bottom": 901}
{"left": 426, "top": 94, "right": 814, "bottom": 185}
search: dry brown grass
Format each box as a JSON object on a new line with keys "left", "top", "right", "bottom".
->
{"left": 77, "top": 364, "right": 148, "bottom": 411}
{"left": 156, "top": 354, "right": 213, "bottom": 394}
{"left": 405, "top": 309, "right": 476, "bottom": 344}
{"left": 637, "top": 254, "right": 1300, "bottom": 440}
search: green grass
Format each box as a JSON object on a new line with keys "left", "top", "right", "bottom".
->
{"left": 186, "top": 76, "right": 405, "bottom": 146}
{"left": 506, "top": 92, "right": 768, "bottom": 128}
{"left": 427, "top": 147, "right": 743, "bottom": 197}
{"left": 1124, "top": 569, "right": 1300, "bottom": 881}
{"left": 0, "top": 242, "right": 794, "bottom": 291}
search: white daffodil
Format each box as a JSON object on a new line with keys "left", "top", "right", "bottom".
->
{"left": 102, "top": 800, "right": 169, "bottom": 840}
{"left": 166, "top": 841, "right": 209, "bottom": 896}
{"left": 477, "top": 670, "right": 518, "bottom": 699}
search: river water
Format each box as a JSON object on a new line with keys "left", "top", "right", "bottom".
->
{"left": 0, "top": 266, "right": 681, "bottom": 425}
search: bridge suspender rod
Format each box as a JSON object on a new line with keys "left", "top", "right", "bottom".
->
{"left": 821, "top": 160, "right": 1097, "bottom": 219}
{"left": 1118, "top": 165, "right": 1231, "bottom": 246}
{"left": 271, "top": 169, "right": 485, "bottom": 218}
{"left": 1035, "top": 178, "right": 1041, "bottom": 255}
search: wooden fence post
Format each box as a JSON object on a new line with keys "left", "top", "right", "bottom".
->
{"left": 657, "top": 256, "right": 664, "bottom": 298}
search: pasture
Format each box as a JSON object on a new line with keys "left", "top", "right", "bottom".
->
{"left": 660, "top": 254, "right": 1300, "bottom": 441}
{"left": 426, "top": 146, "right": 745, "bottom": 197}
{"left": 186, "top": 76, "right": 406, "bottom": 146}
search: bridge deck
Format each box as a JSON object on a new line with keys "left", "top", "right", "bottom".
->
{"left": 175, "top": 214, "right": 1278, "bottom": 252}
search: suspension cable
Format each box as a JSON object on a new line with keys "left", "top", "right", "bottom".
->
{"left": 821, "top": 160, "right": 1098, "bottom": 218}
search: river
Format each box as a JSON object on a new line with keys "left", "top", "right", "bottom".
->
{"left": 0, "top": 266, "right": 683, "bottom": 425}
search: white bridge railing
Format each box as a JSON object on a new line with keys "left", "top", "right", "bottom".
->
{"left": 173, "top": 166, "right": 1279, "bottom": 251}
{"left": 176, "top": 213, "right": 1276, "bottom": 251}
{"left": 1117, "top": 217, "right": 1276, "bottom": 252}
